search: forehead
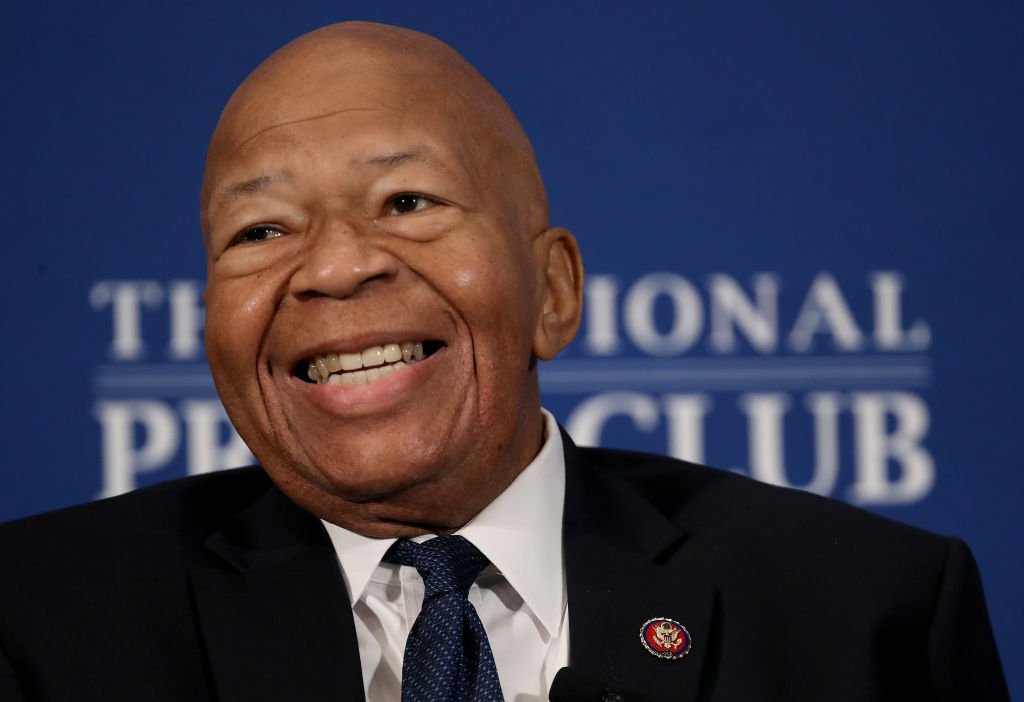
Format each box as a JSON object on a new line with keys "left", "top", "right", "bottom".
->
{"left": 215, "top": 41, "right": 479, "bottom": 152}
{"left": 204, "top": 53, "right": 489, "bottom": 188}
{"left": 205, "top": 107, "right": 478, "bottom": 206}
{"left": 237, "top": 99, "right": 467, "bottom": 152}
{"left": 200, "top": 34, "right": 544, "bottom": 236}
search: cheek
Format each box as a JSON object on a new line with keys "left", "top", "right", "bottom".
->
{"left": 444, "top": 244, "right": 538, "bottom": 347}
{"left": 453, "top": 268, "right": 474, "bottom": 288}
{"left": 204, "top": 278, "right": 274, "bottom": 371}
{"left": 453, "top": 250, "right": 522, "bottom": 305}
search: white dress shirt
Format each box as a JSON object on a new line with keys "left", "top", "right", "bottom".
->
{"left": 321, "top": 409, "right": 569, "bottom": 701}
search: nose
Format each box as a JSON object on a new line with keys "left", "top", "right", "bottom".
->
{"left": 289, "top": 216, "right": 399, "bottom": 299}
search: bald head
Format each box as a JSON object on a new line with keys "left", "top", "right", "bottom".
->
{"left": 200, "top": 22, "right": 585, "bottom": 535}
{"left": 202, "top": 22, "right": 548, "bottom": 237}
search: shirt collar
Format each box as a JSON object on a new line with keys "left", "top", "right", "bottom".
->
{"left": 321, "top": 409, "right": 566, "bottom": 636}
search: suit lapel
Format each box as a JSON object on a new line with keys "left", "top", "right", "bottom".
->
{"left": 191, "top": 486, "right": 364, "bottom": 701}
{"left": 563, "top": 437, "right": 718, "bottom": 701}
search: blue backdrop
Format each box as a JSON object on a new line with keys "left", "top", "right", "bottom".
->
{"left": 3, "top": 1, "right": 1021, "bottom": 695}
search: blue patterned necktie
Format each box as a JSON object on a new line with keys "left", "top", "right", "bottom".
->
{"left": 383, "top": 535, "right": 504, "bottom": 702}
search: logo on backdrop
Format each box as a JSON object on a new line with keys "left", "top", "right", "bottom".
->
{"left": 89, "top": 271, "right": 933, "bottom": 506}
{"left": 89, "top": 280, "right": 253, "bottom": 499}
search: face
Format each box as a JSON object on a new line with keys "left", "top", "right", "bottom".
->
{"left": 202, "top": 50, "right": 581, "bottom": 535}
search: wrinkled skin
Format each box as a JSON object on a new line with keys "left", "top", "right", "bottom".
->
{"left": 201, "top": 22, "right": 584, "bottom": 537}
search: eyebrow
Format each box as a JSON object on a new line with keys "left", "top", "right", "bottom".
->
{"left": 211, "top": 172, "right": 292, "bottom": 215}
{"left": 230, "top": 174, "right": 278, "bottom": 194}
{"left": 359, "top": 148, "right": 445, "bottom": 170}
{"left": 210, "top": 149, "right": 450, "bottom": 215}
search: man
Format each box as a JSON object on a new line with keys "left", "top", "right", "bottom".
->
{"left": 0, "top": 21, "right": 1010, "bottom": 702}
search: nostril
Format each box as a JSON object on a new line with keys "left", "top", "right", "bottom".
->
{"left": 288, "top": 232, "right": 401, "bottom": 301}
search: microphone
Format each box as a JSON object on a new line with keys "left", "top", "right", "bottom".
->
{"left": 549, "top": 667, "right": 647, "bottom": 702}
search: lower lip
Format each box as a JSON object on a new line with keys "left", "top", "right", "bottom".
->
{"left": 286, "top": 347, "right": 446, "bottom": 415}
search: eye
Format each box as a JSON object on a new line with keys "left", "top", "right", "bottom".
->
{"left": 233, "top": 225, "right": 285, "bottom": 245}
{"left": 384, "top": 193, "right": 439, "bottom": 216}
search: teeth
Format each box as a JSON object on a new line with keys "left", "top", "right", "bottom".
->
{"left": 315, "top": 357, "right": 330, "bottom": 382}
{"left": 362, "top": 346, "right": 385, "bottom": 368}
{"left": 308, "top": 343, "right": 429, "bottom": 386}
{"left": 324, "top": 353, "right": 341, "bottom": 373}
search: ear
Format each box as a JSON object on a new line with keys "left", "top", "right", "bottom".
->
{"left": 532, "top": 227, "right": 585, "bottom": 361}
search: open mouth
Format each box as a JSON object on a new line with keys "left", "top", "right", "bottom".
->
{"left": 297, "top": 340, "right": 444, "bottom": 385}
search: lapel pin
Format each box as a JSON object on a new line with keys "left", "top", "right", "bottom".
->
{"left": 639, "top": 617, "right": 692, "bottom": 659}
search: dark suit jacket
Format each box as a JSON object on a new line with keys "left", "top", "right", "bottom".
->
{"left": 0, "top": 438, "right": 1010, "bottom": 701}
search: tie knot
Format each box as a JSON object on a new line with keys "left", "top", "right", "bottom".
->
{"left": 384, "top": 535, "right": 490, "bottom": 598}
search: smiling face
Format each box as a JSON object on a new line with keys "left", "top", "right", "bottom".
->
{"left": 201, "top": 24, "right": 583, "bottom": 536}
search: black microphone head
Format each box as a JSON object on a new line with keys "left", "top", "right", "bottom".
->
{"left": 550, "top": 667, "right": 610, "bottom": 701}
{"left": 549, "top": 667, "right": 646, "bottom": 702}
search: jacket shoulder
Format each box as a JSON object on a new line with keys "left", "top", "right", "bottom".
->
{"left": 570, "top": 449, "right": 1007, "bottom": 700}
{"left": 0, "top": 467, "right": 272, "bottom": 563}
{"left": 574, "top": 445, "right": 951, "bottom": 567}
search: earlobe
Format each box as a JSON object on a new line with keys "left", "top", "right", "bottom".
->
{"left": 532, "top": 227, "right": 585, "bottom": 361}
